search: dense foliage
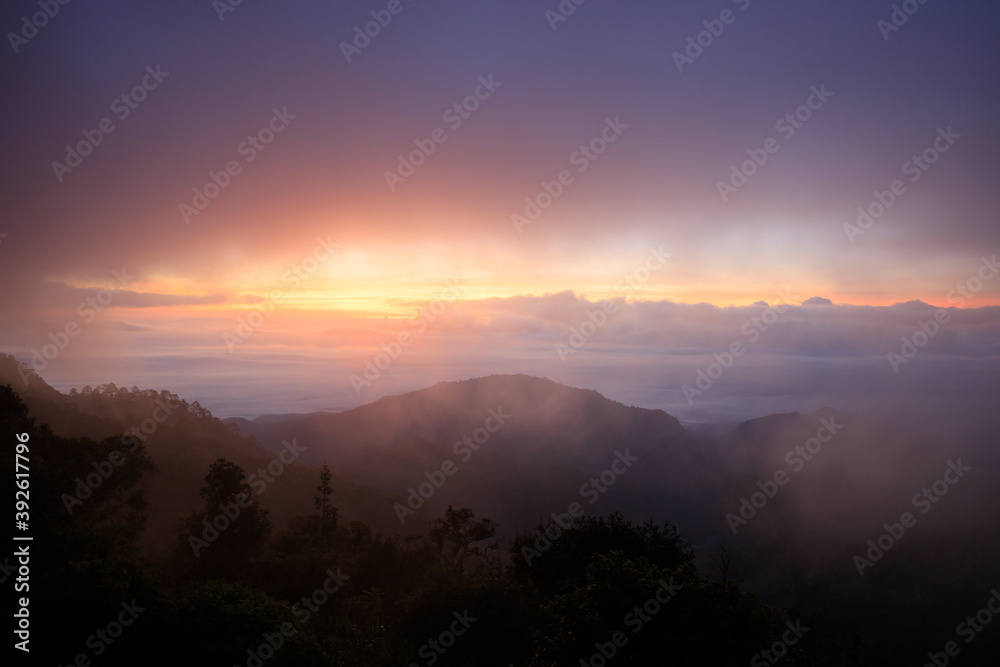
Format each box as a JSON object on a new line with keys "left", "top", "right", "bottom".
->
{"left": 2, "top": 384, "right": 839, "bottom": 665}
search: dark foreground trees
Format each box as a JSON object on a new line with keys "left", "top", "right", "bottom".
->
{"left": 179, "top": 457, "right": 272, "bottom": 578}
{"left": 0, "top": 384, "right": 156, "bottom": 664}
{"left": 512, "top": 513, "right": 810, "bottom": 665}
{"left": 3, "top": 384, "right": 831, "bottom": 666}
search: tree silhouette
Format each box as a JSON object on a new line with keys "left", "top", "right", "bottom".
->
{"left": 184, "top": 458, "right": 271, "bottom": 577}
{"left": 0, "top": 385, "right": 157, "bottom": 663}
{"left": 313, "top": 462, "right": 337, "bottom": 542}
{"left": 429, "top": 505, "right": 499, "bottom": 565}
{"left": 710, "top": 541, "right": 738, "bottom": 590}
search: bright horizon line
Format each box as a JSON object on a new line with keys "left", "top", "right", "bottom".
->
{"left": 50, "top": 287, "right": 1000, "bottom": 313}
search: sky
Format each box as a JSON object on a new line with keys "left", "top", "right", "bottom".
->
{"left": 1, "top": 0, "right": 998, "bottom": 420}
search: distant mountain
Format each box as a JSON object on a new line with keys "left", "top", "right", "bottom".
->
{"left": 222, "top": 373, "right": 1000, "bottom": 662}
{"left": 225, "top": 374, "right": 728, "bottom": 539}
{"left": 4, "top": 355, "right": 998, "bottom": 663}
{"left": 0, "top": 354, "right": 424, "bottom": 554}
{"left": 233, "top": 411, "right": 339, "bottom": 425}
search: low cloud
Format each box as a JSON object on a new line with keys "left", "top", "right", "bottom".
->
{"left": 4, "top": 292, "right": 998, "bottom": 424}
{"left": 103, "top": 290, "right": 234, "bottom": 309}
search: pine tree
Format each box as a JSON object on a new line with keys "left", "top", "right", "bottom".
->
{"left": 313, "top": 463, "right": 337, "bottom": 542}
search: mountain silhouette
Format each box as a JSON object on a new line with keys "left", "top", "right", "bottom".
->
{"left": 3, "top": 354, "right": 998, "bottom": 663}
{"left": 225, "top": 374, "right": 724, "bottom": 539}
{"left": 0, "top": 354, "right": 423, "bottom": 553}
